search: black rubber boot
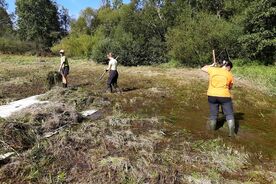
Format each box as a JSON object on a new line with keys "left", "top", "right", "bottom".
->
{"left": 209, "top": 120, "right": 217, "bottom": 131}
{"left": 227, "top": 119, "right": 235, "bottom": 137}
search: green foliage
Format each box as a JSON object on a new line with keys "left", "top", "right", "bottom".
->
{"left": 232, "top": 61, "right": 276, "bottom": 95}
{"left": 93, "top": 3, "right": 169, "bottom": 65}
{"left": 239, "top": 0, "right": 276, "bottom": 64}
{"left": 70, "top": 7, "right": 97, "bottom": 35}
{"left": 50, "top": 0, "right": 273, "bottom": 66}
{"left": 0, "top": 37, "right": 36, "bottom": 54}
{"left": 189, "top": 0, "right": 251, "bottom": 19}
{"left": 57, "top": 171, "right": 66, "bottom": 183}
{"left": 0, "top": 7, "right": 12, "bottom": 36}
{"left": 160, "top": 59, "right": 182, "bottom": 68}
{"left": 166, "top": 10, "right": 242, "bottom": 66}
{"left": 51, "top": 34, "right": 93, "bottom": 57}
{"left": 55, "top": 3, "right": 168, "bottom": 65}
{"left": 15, "top": 0, "right": 61, "bottom": 49}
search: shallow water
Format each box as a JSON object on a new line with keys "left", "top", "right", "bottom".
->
{"left": 120, "top": 78, "right": 276, "bottom": 159}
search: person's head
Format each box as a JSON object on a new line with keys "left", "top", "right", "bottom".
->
{"left": 222, "top": 60, "right": 233, "bottom": 71}
{"left": 59, "top": 49, "right": 65, "bottom": 56}
{"left": 107, "top": 52, "right": 113, "bottom": 60}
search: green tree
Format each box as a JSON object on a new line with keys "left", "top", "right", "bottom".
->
{"left": 0, "top": 7, "right": 13, "bottom": 36}
{"left": 15, "top": 0, "right": 61, "bottom": 50}
{"left": 70, "top": 17, "right": 88, "bottom": 35}
{"left": 185, "top": 0, "right": 251, "bottom": 20}
{"left": 70, "top": 8, "right": 97, "bottom": 35}
{"left": 166, "top": 10, "right": 242, "bottom": 66}
{"left": 239, "top": 0, "right": 276, "bottom": 64}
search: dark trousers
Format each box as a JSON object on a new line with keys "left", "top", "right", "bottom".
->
{"left": 107, "top": 70, "right": 118, "bottom": 92}
{"left": 208, "top": 96, "right": 234, "bottom": 121}
{"left": 61, "top": 66, "right": 70, "bottom": 76}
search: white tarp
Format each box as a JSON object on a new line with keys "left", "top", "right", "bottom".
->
{"left": 81, "top": 109, "right": 98, "bottom": 117}
{"left": 0, "top": 95, "right": 48, "bottom": 118}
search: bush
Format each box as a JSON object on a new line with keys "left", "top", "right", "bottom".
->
{"left": 51, "top": 34, "right": 93, "bottom": 58}
{"left": 52, "top": 4, "right": 169, "bottom": 66}
{"left": 238, "top": 0, "right": 276, "bottom": 64}
{"left": 232, "top": 59, "right": 263, "bottom": 67}
{"left": 160, "top": 59, "right": 182, "bottom": 68}
{"left": 0, "top": 37, "right": 36, "bottom": 54}
{"left": 90, "top": 25, "right": 167, "bottom": 66}
{"left": 166, "top": 11, "right": 242, "bottom": 66}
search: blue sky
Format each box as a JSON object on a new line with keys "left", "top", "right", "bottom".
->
{"left": 6, "top": 0, "right": 131, "bottom": 18}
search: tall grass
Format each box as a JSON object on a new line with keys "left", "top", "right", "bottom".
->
{"left": 232, "top": 60, "right": 276, "bottom": 95}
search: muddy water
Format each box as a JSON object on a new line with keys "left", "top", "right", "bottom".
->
{"left": 119, "top": 76, "right": 276, "bottom": 159}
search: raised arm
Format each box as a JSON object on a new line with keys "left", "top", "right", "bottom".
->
{"left": 201, "top": 63, "right": 215, "bottom": 73}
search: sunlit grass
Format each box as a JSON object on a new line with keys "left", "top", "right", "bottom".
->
{"left": 233, "top": 63, "right": 276, "bottom": 95}
{"left": 0, "top": 55, "right": 276, "bottom": 183}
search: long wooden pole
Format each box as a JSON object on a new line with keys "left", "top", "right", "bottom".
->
{"left": 212, "top": 49, "right": 216, "bottom": 64}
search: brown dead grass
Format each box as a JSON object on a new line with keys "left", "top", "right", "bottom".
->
{"left": 0, "top": 56, "right": 276, "bottom": 183}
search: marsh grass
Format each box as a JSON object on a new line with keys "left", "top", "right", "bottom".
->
{"left": 233, "top": 63, "right": 276, "bottom": 95}
{"left": 0, "top": 55, "right": 276, "bottom": 183}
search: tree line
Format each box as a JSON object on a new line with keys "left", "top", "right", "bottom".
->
{"left": 0, "top": 0, "right": 275, "bottom": 65}
{"left": 0, "top": 0, "right": 69, "bottom": 54}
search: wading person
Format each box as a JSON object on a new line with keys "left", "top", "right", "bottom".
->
{"left": 58, "top": 49, "right": 69, "bottom": 88}
{"left": 106, "top": 52, "right": 120, "bottom": 93}
{"left": 201, "top": 58, "right": 235, "bottom": 137}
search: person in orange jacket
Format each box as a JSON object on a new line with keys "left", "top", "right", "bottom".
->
{"left": 201, "top": 58, "right": 235, "bottom": 137}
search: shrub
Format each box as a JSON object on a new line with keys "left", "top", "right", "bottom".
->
{"left": 166, "top": 11, "right": 242, "bottom": 66}
{"left": 51, "top": 34, "right": 93, "bottom": 58}
{"left": 0, "top": 37, "right": 36, "bottom": 54}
